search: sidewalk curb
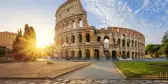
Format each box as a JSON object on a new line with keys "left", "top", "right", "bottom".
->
{"left": 0, "top": 62, "right": 95, "bottom": 79}
{"left": 112, "top": 62, "right": 126, "bottom": 79}
{"left": 52, "top": 62, "right": 95, "bottom": 79}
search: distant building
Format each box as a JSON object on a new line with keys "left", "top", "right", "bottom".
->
{"left": 0, "top": 31, "right": 17, "bottom": 49}
{"left": 54, "top": 0, "right": 145, "bottom": 60}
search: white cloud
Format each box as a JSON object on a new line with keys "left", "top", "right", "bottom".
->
{"left": 82, "top": 0, "right": 168, "bottom": 44}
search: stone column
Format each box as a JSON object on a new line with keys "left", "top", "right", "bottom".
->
{"left": 75, "top": 19, "right": 79, "bottom": 28}
{"left": 75, "top": 50, "right": 78, "bottom": 59}
{"left": 75, "top": 33, "right": 78, "bottom": 44}
{"left": 83, "top": 16, "right": 89, "bottom": 27}
{"left": 90, "top": 47, "right": 94, "bottom": 59}
{"left": 90, "top": 30, "right": 94, "bottom": 42}
{"left": 109, "top": 33, "right": 112, "bottom": 43}
{"left": 129, "top": 51, "right": 132, "bottom": 59}
{"left": 82, "top": 31, "right": 86, "bottom": 43}
{"left": 70, "top": 21, "right": 73, "bottom": 29}
{"left": 82, "top": 48, "right": 85, "bottom": 59}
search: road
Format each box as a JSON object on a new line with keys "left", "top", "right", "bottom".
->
{"left": 57, "top": 62, "right": 124, "bottom": 80}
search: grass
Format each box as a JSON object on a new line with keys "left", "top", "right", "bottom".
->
{"left": 114, "top": 61, "right": 168, "bottom": 78}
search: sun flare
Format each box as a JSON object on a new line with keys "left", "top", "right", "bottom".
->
{"left": 37, "top": 41, "right": 48, "bottom": 48}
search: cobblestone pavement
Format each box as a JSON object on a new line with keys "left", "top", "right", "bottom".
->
{"left": 58, "top": 62, "right": 124, "bottom": 79}
{"left": 0, "top": 79, "right": 168, "bottom": 84}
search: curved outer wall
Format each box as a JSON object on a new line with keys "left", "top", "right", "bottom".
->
{"left": 54, "top": 0, "right": 145, "bottom": 60}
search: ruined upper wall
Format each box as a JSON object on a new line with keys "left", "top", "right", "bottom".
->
{"left": 97, "top": 27, "right": 145, "bottom": 43}
{"left": 56, "top": 0, "right": 86, "bottom": 23}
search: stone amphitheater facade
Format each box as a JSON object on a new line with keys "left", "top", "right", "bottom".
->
{"left": 54, "top": 0, "right": 145, "bottom": 60}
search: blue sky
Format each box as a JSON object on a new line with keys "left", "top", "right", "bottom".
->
{"left": 0, "top": 0, "right": 168, "bottom": 45}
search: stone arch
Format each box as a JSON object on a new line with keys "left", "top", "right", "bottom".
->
{"left": 85, "top": 49, "right": 90, "bottom": 60}
{"left": 127, "top": 39, "right": 130, "bottom": 47}
{"left": 104, "top": 36, "right": 109, "bottom": 40}
{"left": 135, "top": 41, "right": 137, "bottom": 48}
{"left": 71, "top": 35, "right": 75, "bottom": 43}
{"left": 78, "top": 50, "right": 82, "bottom": 59}
{"left": 117, "top": 39, "right": 120, "bottom": 45}
{"left": 132, "top": 40, "right": 134, "bottom": 47}
{"left": 67, "top": 22, "right": 70, "bottom": 28}
{"left": 132, "top": 52, "right": 134, "bottom": 59}
{"left": 104, "top": 36, "right": 110, "bottom": 49}
{"left": 71, "top": 50, "right": 75, "bottom": 59}
{"left": 65, "top": 50, "right": 68, "bottom": 60}
{"left": 97, "top": 36, "right": 101, "bottom": 42}
{"left": 78, "top": 34, "right": 82, "bottom": 43}
{"left": 113, "top": 38, "right": 116, "bottom": 44}
{"left": 79, "top": 19, "right": 83, "bottom": 27}
{"left": 72, "top": 20, "right": 76, "bottom": 28}
{"left": 61, "top": 51, "right": 63, "bottom": 58}
{"left": 85, "top": 33, "right": 90, "bottom": 42}
{"left": 122, "top": 39, "right": 125, "bottom": 47}
{"left": 94, "top": 49, "right": 100, "bottom": 60}
{"left": 122, "top": 51, "right": 126, "bottom": 59}
{"left": 104, "top": 50, "right": 110, "bottom": 60}
{"left": 127, "top": 51, "right": 130, "bottom": 58}
{"left": 112, "top": 50, "right": 117, "bottom": 59}
{"left": 61, "top": 38, "right": 63, "bottom": 45}
{"left": 66, "top": 36, "right": 68, "bottom": 44}
{"left": 135, "top": 52, "right": 137, "bottom": 59}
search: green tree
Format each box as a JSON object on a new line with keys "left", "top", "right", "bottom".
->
{"left": 12, "top": 24, "right": 37, "bottom": 61}
{"left": 0, "top": 46, "right": 6, "bottom": 57}
{"left": 162, "top": 31, "right": 168, "bottom": 44}
{"left": 13, "top": 28, "right": 22, "bottom": 52}
{"left": 160, "top": 31, "right": 168, "bottom": 58}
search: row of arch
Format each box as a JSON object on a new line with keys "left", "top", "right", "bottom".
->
{"left": 56, "top": 19, "right": 83, "bottom": 33}
{"left": 57, "top": 34, "right": 143, "bottom": 49}
{"left": 58, "top": 33, "right": 91, "bottom": 45}
{"left": 56, "top": 49, "right": 143, "bottom": 60}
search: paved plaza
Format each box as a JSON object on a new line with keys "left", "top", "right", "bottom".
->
{"left": 0, "top": 79, "right": 168, "bottom": 84}
{"left": 0, "top": 61, "right": 91, "bottom": 78}
{"left": 58, "top": 62, "right": 124, "bottom": 79}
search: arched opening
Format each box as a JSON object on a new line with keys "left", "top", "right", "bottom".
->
{"left": 97, "top": 36, "right": 101, "bottom": 42}
{"left": 78, "top": 50, "right": 82, "bottom": 59}
{"left": 127, "top": 51, "right": 130, "bottom": 58}
{"left": 135, "top": 41, "right": 137, "bottom": 48}
{"left": 66, "top": 36, "right": 68, "bottom": 44}
{"left": 122, "top": 51, "right": 126, "bottom": 59}
{"left": 61, "top": 38, "right": 63, "bottom": 45}
{"left": 94, "top": 49, "right": 100, "bottom": 60}
{"left": 112, "top": 50, "right": 117, "bottom": 59}
{"left": 71, "top": 35, "right": 75, "bottom": 43}
{"left": 85, "top": 49, "right": 90, "bottom": 60}
{"left": 71, "top": 50, "right": 75, "bottom": 59}
{"left": 68, "top": 22, "right": 70, "bottom": 28}
{"left": 104, "top": 36, "right": 110, "bottom": 49}
{"left": 65, "top": 51, "right": 69, "bottom": 60}
{"left": 79, "top": 19, "right": 83, "bottom": 27}
{"left": 61, "top": 51, "right": 63, "bottom": 58}
{"left": 78, "top": 34, "right": 82, "bottom": 43}
{"left": 73, "top": 21, "right": 76, "bottom": 28}
{"left": 86, "top": 33, "right": 90, "bottom": 42}
{"left": 127, "top": 39, "right": 130, "bottom": 47}
{"left": 122, "top": 39, "right": 125, "bottom": 47}
{"left": 117, "top": 39, "right": 120, "bottom": 45}
{"left": 135, "top": 52, "right": 137, "bottom": 59}
{"left": 104, "top": 50, "right": 110, "bottom": 60}
{"left": 132, "top": 52, "right": 134, "bottom": 59}
{"left": 132, "top": 40, "right": 134, "bottom": 48}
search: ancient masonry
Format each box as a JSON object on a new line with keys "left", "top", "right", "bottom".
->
{"left": 0, "top": 31, "right": 17, "bottom": 49}
{"left": 54, "top": 0, "right": 145, "bottom": 60}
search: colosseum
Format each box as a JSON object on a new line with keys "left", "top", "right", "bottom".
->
{"left": 54, "top": 0, "right": 145, "bottom": 60}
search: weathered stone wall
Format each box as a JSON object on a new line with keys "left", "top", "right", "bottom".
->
{"left": 54, "top": 0, "right": 145, "bottom": 60}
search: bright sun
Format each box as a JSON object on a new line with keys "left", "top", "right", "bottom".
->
{"left": 37, "top": 41, "right": 48, "bottom": 48}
